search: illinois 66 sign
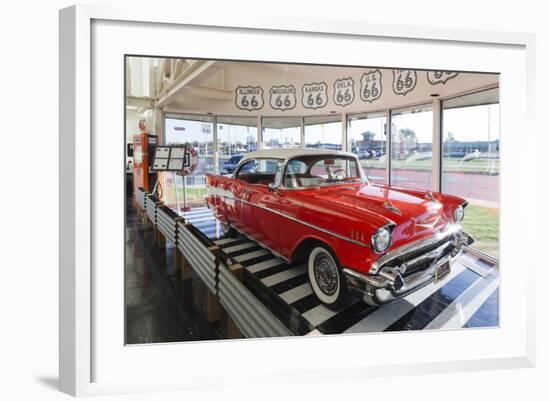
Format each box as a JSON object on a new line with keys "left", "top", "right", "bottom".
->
{"left": 235, "top": 86, "right": 264, "bottom": 111}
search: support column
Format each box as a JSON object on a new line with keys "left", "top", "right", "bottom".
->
{"left": 432, "top": 99, "right": 442, "bottom": 192}
{"left": 257, "top": 116, "right": 263, "bottom": 150}
{"left": 153, "top": 105, "right": 163, "bottom": 143}
{"left": 300, "top": 117, "right": 305, "bottom": 148}
{"left": 212, "top": 115, "right": 219, "bottom": 173}
{"left": 341, "top": 112, "right": 348, "bottom": 152}
{"left": 385, "top": 110, "right": 392, "bottom": 186}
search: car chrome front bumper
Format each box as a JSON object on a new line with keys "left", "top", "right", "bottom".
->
{"left": 343, "top": 228, "right": 474, "bottom": 306}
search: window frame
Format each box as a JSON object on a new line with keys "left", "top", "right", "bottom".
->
{"left": 234, "top": 157, "right": 285, "bottom": 186}
{"left": 281, "top": 154, "right": 365, "bottom": 190}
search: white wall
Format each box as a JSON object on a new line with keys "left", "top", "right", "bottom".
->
{"left": 1, "top": 1, "right": 548, "bottom": 401}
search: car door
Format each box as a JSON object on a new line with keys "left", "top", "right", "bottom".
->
{"left": 231, "top": 159, "right": 256, "bottom": 234}
{"left": 238, "top": 158, "right": 283, "bottom": 252}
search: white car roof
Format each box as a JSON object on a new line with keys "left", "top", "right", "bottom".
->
{"left": 240, "top": 148, "right": 357, "bottom": 162}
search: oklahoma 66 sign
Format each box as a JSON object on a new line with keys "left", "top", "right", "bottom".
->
{"left": 235, "top": 86, "right": 264, "bottom": 111}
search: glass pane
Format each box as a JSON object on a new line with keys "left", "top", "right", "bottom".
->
{"left": 390, "top": 105, "right": 433, "bottom": 190}
{"left": 283, "top": 155, "right": 361, "bottom": 188}
{"left": 442, "top": 90, "right": 500, "bottom": 257}
{"left": 164, "top": 116, "right": 214, "bottom": 209}
{"left": 262, "top": 117, "right": 301, "bottom": 149}
{"left": 217, "top": 116, "right": 258, "bottom": 174}
{"left": 304, "top": 115, "right": 342, "bottom": 150}
{"left": 348, "top": 112, "right": 387, "bottom": 185}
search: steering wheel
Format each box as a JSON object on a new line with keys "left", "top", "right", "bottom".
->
{"left": 331, "top": 168, "right": 346, "bottom": 180}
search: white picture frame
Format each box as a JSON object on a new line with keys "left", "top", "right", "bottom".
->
{"left": 59, "top": 4, "right": 536, "bottom": 397}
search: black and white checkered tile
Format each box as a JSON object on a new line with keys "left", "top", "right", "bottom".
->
{"left": 184, "top": 207, "right": 499, "bottom": 335}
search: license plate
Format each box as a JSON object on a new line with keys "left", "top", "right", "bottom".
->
{"left": 434, "top": 261, "right": 451, "bottom": 284}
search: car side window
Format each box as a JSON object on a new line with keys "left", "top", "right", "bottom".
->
{"left": 237, "top": 160, "right": 258, "bottom": 178}
{"left": 236, "top": 158, "right": 283, "bottom": 186}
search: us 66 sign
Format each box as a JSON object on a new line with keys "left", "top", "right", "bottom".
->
{"left": 235, "top": 86, "right": 264, "bottom": 111}
{"left": 302, "top": 82, "right": 328, "bottom": 110}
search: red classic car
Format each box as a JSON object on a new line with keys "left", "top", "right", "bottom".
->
{"left": 206, "top": 149, "right": 474, "bottom": 308}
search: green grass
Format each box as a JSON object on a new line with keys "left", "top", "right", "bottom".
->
{"left": 163, "top": 186, "right": 207, "bottom": 207}
{"left": 462, "top": 205, "right": 499, "bottom": 257}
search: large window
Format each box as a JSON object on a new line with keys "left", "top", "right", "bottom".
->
{"left": 390, "top": 105, "right": 433, "bottom": 190}
{"left": 262, "top": 117, "right": 301, "bottom": 149}
{"left": 304, "top": 115, "right": 342, "bottom": 150}
{"left": 217, "top": 116, "right": 257, "bottom": 174}
{"left": 348, "top": 112, "right": 387, "bottom": 184}
{"left": 442, "top": 88, "right": 500, "bottom": 257}
{"left": 164, "top": 114, "right": 214, "bottom": 208}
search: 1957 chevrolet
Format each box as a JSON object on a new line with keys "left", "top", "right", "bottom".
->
{"left": 206, "top": 149, "right": 474, "bottom": 309}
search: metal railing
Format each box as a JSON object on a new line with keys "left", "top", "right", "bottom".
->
{"left": 135, "top": 188, "right": 292, "bottom": 338}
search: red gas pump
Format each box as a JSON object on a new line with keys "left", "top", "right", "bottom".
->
{"left": 132, "top": 120, "right": 157, "bottom": 206}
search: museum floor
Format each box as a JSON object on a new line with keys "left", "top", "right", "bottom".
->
{"left": 125, "top": 198, "right": 499, "bottom": 344}
{"left": 125, "top": 199, "right": 223, "bottom": 344}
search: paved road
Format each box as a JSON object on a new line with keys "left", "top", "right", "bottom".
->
{"left": 365, "top": 168, "right": 499, "bottom": 203}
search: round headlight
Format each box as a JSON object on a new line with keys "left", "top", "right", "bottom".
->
{"left": 454, "top": 205, "right": 464, "bottom": 222}
{"left": 372, "top": 227, "right": 392, "bottom": 253}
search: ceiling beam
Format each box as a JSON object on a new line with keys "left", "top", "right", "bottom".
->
{"left": 156, "top": 60, "right": 217, "bottom": 108}
{"left": 181, "top": 85, "right": 233, "bottom": 100}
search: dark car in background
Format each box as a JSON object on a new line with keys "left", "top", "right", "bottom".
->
{"left": 220, "top": 154, "right": 244, "bottom": 174}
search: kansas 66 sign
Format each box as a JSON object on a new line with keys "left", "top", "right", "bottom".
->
{"left": 302, "top": 82, "right": 328, "bottom": 110}
{"left": 235, "top": 86, "right": 264, "bottom": 111}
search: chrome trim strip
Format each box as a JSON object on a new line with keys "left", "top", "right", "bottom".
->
{"left": 369, "top": 224, "right": 463, "bottom": 274}
{"left": 226, "top": 196, "right": 371, "bottom": 249}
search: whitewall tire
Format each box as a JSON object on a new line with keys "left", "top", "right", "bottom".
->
{"left": 307, "top": 245, "right": 348, "bottom": 308}
{"left": 221, "top": 220, "right": 236, "bottom": 237}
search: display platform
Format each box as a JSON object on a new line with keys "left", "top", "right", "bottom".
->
{"left": 183, "top": 207, "right": 500, "bottom": 335}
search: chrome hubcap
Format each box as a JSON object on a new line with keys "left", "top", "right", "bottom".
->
{"left": 221, "top": 222, "right": 231, "bottom": 234}
{"left": 313, "top": 253, "right": 338, "bottom": 295}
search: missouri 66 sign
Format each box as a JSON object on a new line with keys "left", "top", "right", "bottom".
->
{"left": 269, "top": 85, "right": 297, "bottom": 111}
{"left": 302, "top": 82, "right": 328, "bottom": 110}
{"left": 235, "top": 86, "right": 264, "bottom": 111}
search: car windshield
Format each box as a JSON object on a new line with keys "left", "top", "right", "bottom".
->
{"left": 284, "top": 155, "right": 363, "bottom": 188}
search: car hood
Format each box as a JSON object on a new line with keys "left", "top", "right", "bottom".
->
{"left": 304, "top": 183, "right": 457, "bottom": 244}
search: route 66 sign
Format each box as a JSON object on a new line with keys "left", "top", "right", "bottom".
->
{"left": 333, "top": 77, "right": 355, "bottom": 107}
{"left": 177, "top": 146, "right": 199, "bottom": 176}
{"left": 235, "top": 86, "right": 264, "bottom": 111}
{"left": 302, "top": 82, "right": 328, "bottom": 110}
{"left": 427, "top": 71, "right": 459, "bottom": 85}
{"left": 269, "top": 85, "right": 297, "bottom": 111}
{"left": 392, "top": 70, "right": 417, "bottom": 96}
{"left": 360, "top": 70, "right": 382, "bottom": 103}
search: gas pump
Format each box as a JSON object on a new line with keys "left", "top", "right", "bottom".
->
{"left": 132, "top": 119, "right": 157, "bottom": 206}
